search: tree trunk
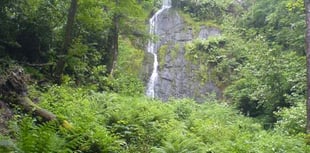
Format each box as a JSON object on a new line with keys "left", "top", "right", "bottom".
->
{"left": 54, "top": 0, "right": 78, "bottom": 84}
{"left": 304, "top": 0, "right": 310, "bottom": 133}
{"left": 107, "top": 0, "right": 120, "bottom": 77}
{"left": 109, "top": 14, "right": 120, "bottom": 77}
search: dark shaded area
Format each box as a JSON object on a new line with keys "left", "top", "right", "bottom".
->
{"left": 0, "top": 67, "right": 56, "bottom": 122}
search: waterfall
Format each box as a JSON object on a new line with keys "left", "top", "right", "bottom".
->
{"left": 146, "top": 0, "right": 171, "bottom": 98}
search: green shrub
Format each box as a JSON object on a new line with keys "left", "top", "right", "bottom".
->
{"left": 4, "top": 85, "right": 309, "bottom": 153}
{"left": 108, "top": 74, "right": 145, "bottom": 96}
{"left": 36, "top": 85, "right": 123, "bottom": 152}
{"left": 275, "top": 102, "right": 306, "bottom": 135}
{"left": 8, "top": 117, "right": 68, "bottom": 153}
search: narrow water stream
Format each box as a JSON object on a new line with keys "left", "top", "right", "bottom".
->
{"left": 146, "top": 0, "right": 171, "bottom": 98}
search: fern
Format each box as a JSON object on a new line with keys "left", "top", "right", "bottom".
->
{"left": 15, "top": 85, "right": 310, "bottom": 153}
{"left": 0, "top": 135, "right": 19, "bottom": 153}
{"left": 10, "top": 117, "right": 69, "bottom": 153}
{"left": 152, "top": 132, "right": 206, "bottom": 153}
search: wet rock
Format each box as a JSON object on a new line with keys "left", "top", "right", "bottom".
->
{"left": 143, "top": 8, "right": 222, "bottom": 102}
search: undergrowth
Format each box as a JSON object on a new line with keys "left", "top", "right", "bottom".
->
{"left": 0, "top": 85, "right": 309, "bottom": 152}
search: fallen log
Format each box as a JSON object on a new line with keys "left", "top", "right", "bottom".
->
{"left": 18, "top": 96, "right": 56, "bottom": 121}
{"left": 0, "top": 66, "right": 56, "bottom": 122}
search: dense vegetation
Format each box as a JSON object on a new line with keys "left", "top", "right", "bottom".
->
{"left": 2, "top": 85, "right": 310, "bottom": 152}
{"left": 1, "top": 0, "right": 310, "bottom": 152}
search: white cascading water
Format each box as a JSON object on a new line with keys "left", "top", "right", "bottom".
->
{"left": 146, "top": 0, "right": 171, "bottom": 98}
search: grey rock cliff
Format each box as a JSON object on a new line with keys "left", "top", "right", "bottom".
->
{"left": 143, "top": 9, "right": 222, "bottom": 102}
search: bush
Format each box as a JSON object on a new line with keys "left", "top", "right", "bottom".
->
{"left": 2, "top": 85, "right": 309, "bottom": 152}
{"left": 275, "top": 102, "right": 306, "bottom": 135}
{"left": 108, "top": 74, "right": 145, "bottom": 96}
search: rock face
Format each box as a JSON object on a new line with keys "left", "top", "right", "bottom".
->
{"left": 143, "top": 9, "right": 222, "bottom": 102}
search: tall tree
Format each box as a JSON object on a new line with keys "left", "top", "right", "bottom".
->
{"left": 105, "top": 0, "right": 146, "bottom": 76}
{"left": 54, "top": 0, "right": 78, "bottom": 84}
{"left": 109, "top": 0, "right": 120, "bottom": 76}
{"left": 305, "top": 0, "right": 310, "bottom": 133}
